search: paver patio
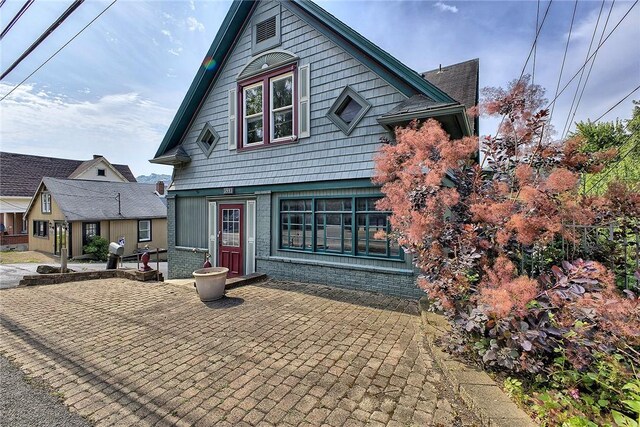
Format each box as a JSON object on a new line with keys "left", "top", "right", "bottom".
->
{"left": 0, "top": 278, "right": 478, "bottom": 426}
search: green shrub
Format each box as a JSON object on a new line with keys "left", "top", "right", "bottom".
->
{"left": 83, "top": 236, "right": 109, "bottom": 261}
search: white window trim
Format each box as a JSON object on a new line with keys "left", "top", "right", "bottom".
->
{"left": 269, "top": 72, "right": 295, "bottom": 143}
{"left": 41, "top": 192, "right": 51, "bottom": 213}
{"left": 243, "top": 82, "right": 264, "bottom": 146}
{"left": 138, "top": 220, "right": 151, "bottom": 242}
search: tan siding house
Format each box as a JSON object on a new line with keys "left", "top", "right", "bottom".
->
{"left": 25, "top": 178, "right": 167, "bottom": 258}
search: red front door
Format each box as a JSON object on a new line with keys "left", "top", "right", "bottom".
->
{"left": 219, "top": 204, "right": 243, "bottom": 277}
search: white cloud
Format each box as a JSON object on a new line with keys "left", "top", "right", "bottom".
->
{"left": 186, "top": 16, "right": 204, "bottom": 32}
{"left": 434, "top": 2, "right": 458, "bottom": 13}
{"left": 0, "top": 83, "right": 174, "bottom": 176}
{"left": 189, "top": 0, "right": 195, "bottom": 11}
{"left": 168, "top": 47, "right": 183, "bottom": 56}
{"left": 161, "top": 29, "right": 173, "bottom": 42}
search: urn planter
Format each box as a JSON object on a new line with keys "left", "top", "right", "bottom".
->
{"left": 193, "top": 267, "right": 229, "bottom": 302}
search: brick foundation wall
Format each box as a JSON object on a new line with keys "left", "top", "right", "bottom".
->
{"left": 0, "top": 234, "right": 28, "bottom": 245}
{"left": 256, "top": 257, "right": 423, "bottom": 300}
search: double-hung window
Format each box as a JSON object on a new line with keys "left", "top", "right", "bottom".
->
{"left": 239, "top": 65, "right": 296, "bottom": 149}
{"left": 138, "top": 220, "right": 151, "bottom": 242}
{"left": 279, "top": 196, "right": 402, "bottom": 260}
{"left": 41, "top": 192, "right": 51, "bottom": 214}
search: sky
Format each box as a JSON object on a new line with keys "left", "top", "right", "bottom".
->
{"left": 1, "top": 0, "right": 638, "bottom": 177}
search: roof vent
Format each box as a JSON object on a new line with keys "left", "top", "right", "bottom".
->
{"left": 256, "top": 16, "right": 276, "bottom": 44}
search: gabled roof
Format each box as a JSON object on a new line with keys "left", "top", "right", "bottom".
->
{"left": 423, "top": 58, "right": 479, "bottom": 134}
{"left": 68, "top": 156, "right": 129, "bottom": 182}
{"left": 0, "top": 152, "right": 137, "bottom": 197}
{"left": 153, "top": 0, "right": 456, "bottom": 160}
{"left": 27, "top": 178, "right": 167, "bottom": 222}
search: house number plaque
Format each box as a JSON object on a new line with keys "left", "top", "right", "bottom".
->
{"left": 223, "top": 187, "right": 234, "bottom": 195}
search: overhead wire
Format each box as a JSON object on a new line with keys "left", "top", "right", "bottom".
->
{"left": 592, "top": 83, "right": 640, "bottom": 123}
{"left": 1, "top": 0, "right": 85, "bottom": 80}
{"left": 488, "top": 0, "right": 553, "bottom": 147}
{"left": 548, "top": 0, "right": 578, "bottom": 124}
{"left": 516, "top": 0, "right": 554, "bottom": 86}
{"left": 560, "top": 0, "right": 608, "bottom": 139}
{"left": 585, "top": 137, "right": 639, "bottom": 193}
{"left": 532, "top": 0, "right": 540, "bottom": 86}
{"left": 544, "top": 0, "right": 638, "bottom": 112}
{"left": 0, "top": 0, "right": 118, "bottom": 101}
{"left": 0, "top": 0, "right": 34, "bottom": 41}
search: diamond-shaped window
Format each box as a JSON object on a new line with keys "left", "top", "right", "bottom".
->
{"left": 327, "top": 86, "right": 371, "bottom": 136}
{"left": 196, "top": 123, "right": 220, "bottom": 157}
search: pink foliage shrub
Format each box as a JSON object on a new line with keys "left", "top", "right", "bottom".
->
{"left": 374, "top": 75, "right": 640, "bottom": 373}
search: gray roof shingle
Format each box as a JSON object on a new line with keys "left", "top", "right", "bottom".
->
{"left": 422, "top": 58, "right": 479, "bottom": 134}
{"left": 42, "top": 178, "right": 166, "bottom": 222}
{"left": 380, "top": 94, "right": 456, "bottom": 118}
{"left": 0, "top": 152, "right": 137, "bottom": 197}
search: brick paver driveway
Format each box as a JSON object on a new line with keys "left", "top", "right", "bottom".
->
{"left": 0, "top": 279, "right": 476, "bottom": 426}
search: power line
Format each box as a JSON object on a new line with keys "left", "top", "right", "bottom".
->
{"left": 0, "top": 0, "right": 118, "bottom": 101}
{"left": 548, "top": 0, "right": 578, "bottom": 124}
{"left": 488, "top": 0, "right": 553, "bottom": 149}
{"left": 592, "top": 84, "right": 640, "bottom": 123}
{"left": 585, "top": 137, "right": 639, "bottom": 194}
{"left": 0, "top": 0, "right": 7, "bottom": 9}
{"left": 1, "top": 0, "right": 85, "bottom": 81}
{"left": 532, "top": 0, "right": 540, "bottom": 86}
{"left": 561, "top": 0, "right": 609, "bottom": 140}
{"left": 545, "top": 0, "right": 638, "bottom": 112}
{"left": 0, "top": 0, "right": 34, "bottom": 41}
{"left": 517, "top": 0, "right": 553, "bottom": 85}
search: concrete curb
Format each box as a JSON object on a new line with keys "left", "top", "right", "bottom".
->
{"left": 418, "top": 297, "right": 538, "bottom": 427}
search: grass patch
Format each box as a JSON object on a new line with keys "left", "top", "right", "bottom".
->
{"left": 0, "top": 251, "right": 55, "bottom": 264}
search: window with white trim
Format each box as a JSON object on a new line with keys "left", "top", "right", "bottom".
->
{"left": 41, "top": 192, "right": 51, "bottom": 213}
{"left": 238, "top": 65, "right": 297, "bottom": 149}
{"left": 270, "top": 73, "right": 293, "bottom": 141}
{"left": 243, "top": 82, "right": 263, "bottom": 146}
{"left": 138, "top": 220, "right": 151, "bottom": 242}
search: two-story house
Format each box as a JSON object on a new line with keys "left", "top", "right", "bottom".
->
{"left": 151, "top": 0, "right": 478, "bottom": 298}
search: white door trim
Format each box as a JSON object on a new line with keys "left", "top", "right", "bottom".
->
{"left": 207, "top": 201, "right": 217, "bottom": 265}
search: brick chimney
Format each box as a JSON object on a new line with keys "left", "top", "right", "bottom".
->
{"left": 155, "top": 181, "right": 165, "bottom": 195}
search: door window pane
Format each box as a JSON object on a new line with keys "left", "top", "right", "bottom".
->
{"left": 222, "top": 209, "right": 240, "bottom": 247}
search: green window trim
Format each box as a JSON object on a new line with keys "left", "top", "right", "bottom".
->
{"left": 279, "top": 196, "right": 403, "bottom": 260}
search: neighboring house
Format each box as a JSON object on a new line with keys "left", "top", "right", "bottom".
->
{"left": 25, "top": 178, "right": 167, "bottom": 258}
{"left": 151, "top": 0, "right": 478, "bottom": 298}
{"left": 0, "top": 152, "right": 136, "bottom": 250}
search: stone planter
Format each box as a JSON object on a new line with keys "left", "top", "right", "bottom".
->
{"left": 193, "top": 267, "right": 229, "bottom": 302}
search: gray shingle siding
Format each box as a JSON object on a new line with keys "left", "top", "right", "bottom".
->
{"left": 171, "top": 0, "right": 405, "bottom": 192}
{"left": 165, "top": 0, "right": 425, "bottom": 299}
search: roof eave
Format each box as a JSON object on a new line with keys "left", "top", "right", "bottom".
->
{"left": 154, "top": 0, "right": 457, "bottom": 159}
{"left": 377, "top": 104, "right": 472, "bottom": 136}
{"left": 289, "top": 0, "right": 455, "bottom": 103}
{"left": 153, "top": 0, "right": 255, "bottom": 160}
{"left": 149, "top": 155, "right": 191, "bottom": 166}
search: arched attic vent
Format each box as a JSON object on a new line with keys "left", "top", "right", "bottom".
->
{"left": 237, "top": 50, "right": 298, "bottom": 81}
